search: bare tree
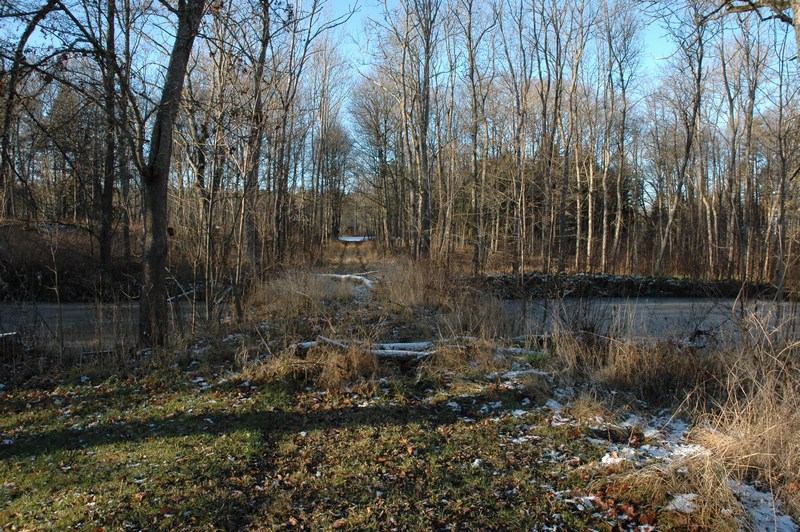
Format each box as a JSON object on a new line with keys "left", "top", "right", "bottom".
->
{"left": 139, "top": 0, "right": 207, "bottom": 345}
{"left": 653, "top": 1, "right": 708, "bottom": 275}
{"left": 455, "top": 0, "right": 496, "bottom": 274}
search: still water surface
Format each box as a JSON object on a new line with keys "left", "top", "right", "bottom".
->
{"left": 0, "top": 297, "right": 797, "bottom": 354}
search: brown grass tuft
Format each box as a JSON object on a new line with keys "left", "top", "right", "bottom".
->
{"left": 416, "top": 339, "right": 512, "bottom": 382}
{"left": 246, "top": 344, "right": 379, "bottom": 392}
{"left": 596, "top": 453, "right": 742, "bottom": 530}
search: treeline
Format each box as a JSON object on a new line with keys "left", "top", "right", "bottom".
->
{"left": 1, "top": 0, "right": 799, "bottom": 306}
{"left": 352, "top": 0, "right": 800, "bottom": 292}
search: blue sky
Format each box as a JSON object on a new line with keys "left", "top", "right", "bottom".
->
{"left": 327, "top": 0, "right": 674, "bottom": 78}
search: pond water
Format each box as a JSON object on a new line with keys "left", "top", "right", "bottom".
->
{"left": 1, "top": 297, "right": 797, "bottom": 355}
{"left": 506, "top": 297, "right": 800, "bottom": 343}
{"left": 0, "top": 301, "right": 209, "bottom": 354}
{"left": 338, "top": 236, "right": 373, "bottom": 243}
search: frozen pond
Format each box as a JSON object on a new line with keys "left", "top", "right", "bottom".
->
{"left": 338, "top": 236, "right": 373, "bottom": 243}
{"left": 507, "top": 297, "right": 800, "bottom": 342}
{"left": 0, "top": 297, "right": 797, "bottom": 355}
{"left": 0, "top": 301, "right": 210, "bottom": 353}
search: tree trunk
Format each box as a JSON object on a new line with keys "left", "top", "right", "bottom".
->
{"left": 139, "top": 0, "right": 206, "bottom": 346}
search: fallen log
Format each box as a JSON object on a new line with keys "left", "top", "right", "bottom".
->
{"left": 363, "top": 349, "right": 430, "bottom": 361}
{"left": 79, "top": 349, "right": 115, "bottom": 359}
{"left": 370, "top": 341, "right": 435, "bottom": 351}
{"left": 291, "top": 336, "right": 433, "bottom": 362}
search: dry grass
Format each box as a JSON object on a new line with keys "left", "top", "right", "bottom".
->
{"left": 415, "top": 339, "right": 512, "bottom": 382}
{"left": 596, "top": 452, "right": 743, "bottom": 531}
{"left": 545, "top": 308, "right": 800, "bottom": 523}
{"left": 437, "top": 292, "right": 522, "bottom": 339}
{"left": 246, "top": 344, "right": 380, "bottom": 392}
{"left": 596, "top": 340, "right": 715, "bottom": 404}
{"left": 373, "top": 260, "right": 521, "bottom": 340}
{"left": 689, "top": 336, "right": 800, "bottom": 518}
{"left": 567, "top": 394, "right": 616, "bottom": 425}
{"left": 248, "top": 271, "right": 357, "bottom": 320}
{"left": 316, "top": 239, "right": 384, "bottom": 272}
{"left": 372, "top": 259, "right": 448, "bottom": 310}
{"left": 548, "top": 330, "right": 718, "bottom": 405}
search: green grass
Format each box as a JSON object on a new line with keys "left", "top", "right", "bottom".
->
{"left": 0, "top": 362, "right": 707, "bottom": 530}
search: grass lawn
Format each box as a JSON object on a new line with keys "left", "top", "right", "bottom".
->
{"left": 1, "top": 356, "right": 749, "bottom": 531}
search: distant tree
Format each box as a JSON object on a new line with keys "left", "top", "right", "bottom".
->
{"left": 455, "top": 0, "right": 496, "bottom": 275}
{"left": 0, "top": 0, "right": 60, "bottom": 216}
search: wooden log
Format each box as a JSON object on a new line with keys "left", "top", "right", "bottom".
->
{"left": 290, "top": 337, "right": 434, "bottom": 362}
{"left": 371, "top": 341, "right": 434, "bottom": 351}
{"left": 367, "top": 349, "right": 431, "bottom": 361}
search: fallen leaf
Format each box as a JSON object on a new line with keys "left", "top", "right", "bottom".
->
{"left": 640, "top": 511, "right": 657, "bottom": 525}
{"left": 618, "top": 501, "right": 636, "bottom": 518}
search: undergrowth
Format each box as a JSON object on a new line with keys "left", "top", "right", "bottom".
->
{"left": 2, "top": 256, "right": 799, "bottom": 529}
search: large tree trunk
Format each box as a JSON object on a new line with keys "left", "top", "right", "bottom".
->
{"left": 139, "top": 0, "right": 206, "bottom": 346}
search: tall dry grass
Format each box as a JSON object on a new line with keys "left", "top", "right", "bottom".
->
{"left": 548, "top": 329, "right": 716, "bottom": 405}
{"left": 547, "top": 306, "right": 800, "bottom": 521}
{"left": 372, "top": 259, "right": 448, "bottom": 310}
{"left": 248, "top": 270, "right": 358, "bottom": 320}
{"left": 690, "top": 332, "right": 800, "bottom": 518}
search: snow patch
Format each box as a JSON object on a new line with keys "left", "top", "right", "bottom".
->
{"left": 446, "top": 401, "right": 461, "bottom": 412}
{"left": 544, "top": 399, "right": 563, "bottom": 412}
{"left": 664, "top": 493, "right": 698, "bottom": 513}
{"left": 728, "top": 480, "right": 799, "bottom": 532}
{"left": 600, "top": 447, "right": 638, "bottom": 465}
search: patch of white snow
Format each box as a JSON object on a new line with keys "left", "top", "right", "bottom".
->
{"left": 664, "top": 493, "right": 698, "bottom": 513}
{"left": 728, "top": 480, "right": 798, "bottom": 532}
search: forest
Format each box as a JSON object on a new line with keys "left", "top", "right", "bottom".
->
{"left": 2, "top": 1, "right": 800, "bottom": 529}
{"left": 1, "top": 0, "right": 798, "bottom": 336}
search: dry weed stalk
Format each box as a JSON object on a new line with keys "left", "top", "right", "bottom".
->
{"left": 690, "top": 325, "right": 800, "bottom": 518}
{"left": 599, "top": 452, "right": 742, "bottom": 531}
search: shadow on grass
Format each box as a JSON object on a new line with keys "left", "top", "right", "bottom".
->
{"left": 1, "top": 400, "right": 466, "bottom": 461}
{"left": 1, "top": 393, "right": 485, "bottom": 528}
